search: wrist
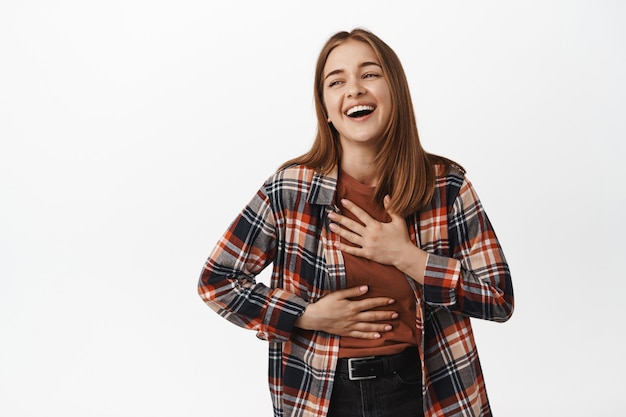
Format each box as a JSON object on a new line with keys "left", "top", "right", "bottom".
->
{"left": 294, "top": 303, "right": 315, "bottom": 330}
{"left": 394, "top": 244, "right": 427, "bottom": 285}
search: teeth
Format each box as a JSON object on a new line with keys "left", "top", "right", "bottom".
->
{"left": 346, "top": 105, "right": 374, "bottom": 116}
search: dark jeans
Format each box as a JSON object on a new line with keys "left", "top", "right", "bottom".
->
{"left": 328, "top": 349, "right": 424, "bottom": 417}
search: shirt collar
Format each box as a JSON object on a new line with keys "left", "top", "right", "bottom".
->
{"left": 306, "top": 165, "right": 338, "bottom": 206}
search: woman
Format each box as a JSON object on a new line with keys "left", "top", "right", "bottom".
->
{"left": 198, "top": 28, "right": 513, "bottom": 417}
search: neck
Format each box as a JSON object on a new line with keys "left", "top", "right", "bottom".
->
{"left": 340, "top": 148, "right": 379, "bottom": 186}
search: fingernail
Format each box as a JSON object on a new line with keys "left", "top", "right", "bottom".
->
{"left": 384, "top": 325, "right": 392, "bottom": 331}
{"left": 388, "top": 299, "right": 395, "bottom": 304}
{"left": 373, "top": 333, "right": 381, "bottom": 339}
{"left": 391, "top": 313, "right": 398, "bottom": 319}
{"left": 360, "top": 285, "right": 368, "bottom": 292}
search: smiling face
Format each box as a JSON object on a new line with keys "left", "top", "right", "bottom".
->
{"left": 322, "top": 39, "right": 393, "bottom": 152}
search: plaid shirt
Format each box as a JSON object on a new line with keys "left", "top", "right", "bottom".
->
{"left": 198, "top": 164, "right": 513, "bottom": 417}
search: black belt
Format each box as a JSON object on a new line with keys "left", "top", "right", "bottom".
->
{"left": 336, "top": 347, "right": 419, "bottom": 381}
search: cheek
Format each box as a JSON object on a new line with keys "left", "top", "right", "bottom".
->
{"left": 376, "top": 84, "right": 393, "bottom": 104}
{"left": 379, "top": 90, "right": 393, "bottom": 119}
{"left": 323, "top": 93, "right": 340, "bottom": 115}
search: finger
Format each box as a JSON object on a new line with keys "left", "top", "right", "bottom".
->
{"left": 329, "top": 223, "right": 362, "bottom": 246}
{"left": 351, "top": 322, "right": 393, "bottom": 333}
{"left": 345, "top": 322, "right": 395, "bottom": 339}
{"left": 384, "top": 195, "right": 404, "bottom": 222}
{"left": 351, "top": 296, "right": 396, "bottom": 311}
{"left": 340, "top": 199, "right": 376, "bottom": 227}
{"left": 346, "top": 330, "right": 383, "bottom": 340}
{"left": 333, "top": 241, "right": 363, "bottom": 257}
{"left": 356, "top": 310, "right": 399, "bottom": 322}
{"left": 383, "top": 195, "right": 391, "bottom": 209}
{"left": 330, "top": 285, "right": 369, "bottom": 300}
{"left": 328, "top": 211, "right": 365, "bottom": 236}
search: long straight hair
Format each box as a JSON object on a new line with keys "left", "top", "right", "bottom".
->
{"left": 282, "top": 28, "right": 458, "bottom": 216}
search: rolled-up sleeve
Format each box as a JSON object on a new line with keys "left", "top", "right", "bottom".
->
{"left": 198, "top": 183, "right": 307, "bottom": 342}
{"left": 423, "top": 177, "right": 514, "bottom": 322}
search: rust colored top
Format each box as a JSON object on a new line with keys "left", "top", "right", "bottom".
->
{"left": 336, "top": 169, "right": 418, "bottom": 358}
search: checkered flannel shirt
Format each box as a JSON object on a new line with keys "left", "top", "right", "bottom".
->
{"left": 198, "top": 163, "right": 513, "bottom": 417}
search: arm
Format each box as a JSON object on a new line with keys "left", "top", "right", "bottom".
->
{"left": 327, "top": 196, "right": 429, "bottom": 285}
{"left": 198, "top": 180, "right": 398, "bottom": 342}
{"left": 327, "top": 179, "right": 513, "bottom": 323}
{"left": 197, "top": 184, "right": 307, "bottom": 342}
{"left": 422, "top": 177, "right": 514, "bottom": 322}
{"left": 295, "top": 285, "right": 399, "bottom": 339}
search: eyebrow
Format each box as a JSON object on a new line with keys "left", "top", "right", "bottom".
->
{"left": 323, "top": 61, "right": 382, "bottom": 81}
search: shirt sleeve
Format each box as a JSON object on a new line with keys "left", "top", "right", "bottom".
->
{"left": 422, "top": 176, "right": 514, "bottom": 322}
{"left": 197, "top": 182, "right": 308, "bottom": 342}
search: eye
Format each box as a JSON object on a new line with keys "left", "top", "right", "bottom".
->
{"left": 328, "top": 79, "right": 343, "bottom": 87}
{"left": 363, "top": 72, "right": 380, "bottom": 79}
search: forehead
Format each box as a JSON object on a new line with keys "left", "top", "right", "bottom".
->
{"left": 323, "top": 39, "right": 380, "bottom": 74}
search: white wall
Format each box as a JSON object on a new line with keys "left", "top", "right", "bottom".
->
{"left": 1, "top": 1, "right": 624, "bottom": 415}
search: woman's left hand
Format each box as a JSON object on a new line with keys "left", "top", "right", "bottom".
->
{"left": 329, "top": 195, "right": 428, "bottom": 284}
{"left": 328, "top": 196, "right": 413, "bottom": 266}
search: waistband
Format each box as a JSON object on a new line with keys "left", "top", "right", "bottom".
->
{"left": 336, "top": 346, "right": 420, "bottom": 381}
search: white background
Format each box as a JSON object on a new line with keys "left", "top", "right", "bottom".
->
{"left": 1, "top": 1, "right": 624, "bottom": 416}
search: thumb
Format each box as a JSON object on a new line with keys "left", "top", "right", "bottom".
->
{"left": 384, "top": 195, "right": 403, "bottom": 220}
{"left": 383, "top": 194, "right": 391, "bottom": 209}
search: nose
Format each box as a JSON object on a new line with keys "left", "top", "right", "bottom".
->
{"left": 346, "top": 79, "right": 365, "bottom": 98}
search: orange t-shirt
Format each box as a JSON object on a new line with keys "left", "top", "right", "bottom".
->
{"left": 336, "top": 170, "right": 418, "bottom": 358}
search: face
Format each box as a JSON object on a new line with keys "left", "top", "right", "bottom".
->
{"left": 322, "top": 39, "right": 393, "bottom": 150}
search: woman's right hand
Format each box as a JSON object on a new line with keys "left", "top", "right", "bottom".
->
{"left": 294, "top": 285, "right": 397, "bottom": 339}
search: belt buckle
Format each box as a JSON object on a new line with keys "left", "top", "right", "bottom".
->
{"left": 348, "top": 356, "right": 376, "bottom": 381}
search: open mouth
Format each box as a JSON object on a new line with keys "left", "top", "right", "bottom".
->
{"left": 346, "top": 105, "right": 375, "bottom": 118}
